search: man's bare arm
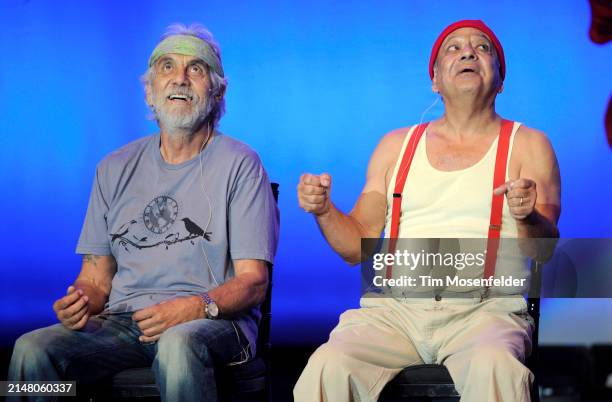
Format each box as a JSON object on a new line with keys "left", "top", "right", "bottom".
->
{"left": 73, "top": 254, "right": 117, "bottom": 315}
{"left": 504, "top": 127, "right": 561, "bottom": 238}
{"left": 493, "top": 127, "right": 561, "bottom": 261}
{"left": 298, "top": 129, "right": 407, "bottom": 264}
{"left": 312, "top": 192, "right": 387, "bottom": 265}
{"left": 52, "top": 254, "right": 116, "bottom": 329}
{"left": 207, "top": 259, "right": 268, "bottom": 315}
{"left": 517, "top": 128, "right": 561, "bottom": 237}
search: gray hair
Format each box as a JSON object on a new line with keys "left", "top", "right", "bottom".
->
{"left": 142, "top": 23, "right": 227, "bottom": 128}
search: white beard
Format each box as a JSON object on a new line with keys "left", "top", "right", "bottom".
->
{"left": 151, "top": 87, "right": 212, "bottom": 135}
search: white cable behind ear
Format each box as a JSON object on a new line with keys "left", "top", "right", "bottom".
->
{"left": 417, "top": 96, "right": 441, "bottom": 127}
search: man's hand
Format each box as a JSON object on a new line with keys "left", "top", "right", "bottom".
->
{"left": 298, "top": 173, "right": 332, "bottom": 216}
{"left": 132, "top": 296, "right": 202, "bottom": 343}
{"left": 493, "top": 178, "right": 537, "bottom": 220}
{"left": 53, "top": 286, "right": 89, "bottom": 330}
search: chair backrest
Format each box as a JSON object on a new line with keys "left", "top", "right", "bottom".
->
{"left": 527, "top": 260, "right": 542, "bottom": 347}
{"left": 526, "top": 259, "right": 543, "bottom": 402}
{"left": 256, "top": 182, "right": 279, "bottom": 360}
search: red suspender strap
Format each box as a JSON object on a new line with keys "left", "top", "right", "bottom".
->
{"left": 386, "top": 123, "right": 429, "bottom": 279}
{"left": 483, "top": 119, "right": 514, "bottom": 281}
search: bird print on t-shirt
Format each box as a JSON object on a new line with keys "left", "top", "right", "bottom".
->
{"left": 181, "top": 218, "right": 212, "bottom": 241}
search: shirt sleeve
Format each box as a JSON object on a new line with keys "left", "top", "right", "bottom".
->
{"left": 228, "top": 158, "right": 280, "bottom": 264}
{"left": 76, "top": 165, "right": 112, "bottom": 255}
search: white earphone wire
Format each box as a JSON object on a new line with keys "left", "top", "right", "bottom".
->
{"left": 197, "top": 126, "right": 251, "bottom": 365}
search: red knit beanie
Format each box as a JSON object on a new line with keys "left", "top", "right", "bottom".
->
{"left": 429, "top": 20, "right": 505, "bottom": 80}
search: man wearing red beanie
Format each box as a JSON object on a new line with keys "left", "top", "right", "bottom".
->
{"left": 295, "top": 20, "right": 560, "bottom": 402}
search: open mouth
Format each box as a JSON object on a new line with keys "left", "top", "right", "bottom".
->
{"left": 167, "top": 94, "right": 193, "bottom": 102}
{"left": 458, "top": 68, "right": 477, "bottom": 75}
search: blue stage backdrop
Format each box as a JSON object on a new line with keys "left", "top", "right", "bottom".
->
{"left": 0, "top": 0, "right": 611, "bottom": 346}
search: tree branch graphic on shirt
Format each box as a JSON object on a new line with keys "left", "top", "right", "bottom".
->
{"left": 109, "top": 195, "right": 212, "bottom": 252}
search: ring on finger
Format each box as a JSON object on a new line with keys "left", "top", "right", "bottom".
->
{"left": 519, "top": 197, "right": 524, "bottom": 206}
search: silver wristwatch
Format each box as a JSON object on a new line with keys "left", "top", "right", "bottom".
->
{"left": 200, "top": 292, "right": 219, "bottom": 319}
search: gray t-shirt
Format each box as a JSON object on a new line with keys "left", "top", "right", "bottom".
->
{"left": 76, "top": 132, "right": 279, "bottom": 354}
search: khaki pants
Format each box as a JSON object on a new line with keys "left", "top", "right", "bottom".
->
{"left": 294, "top": 295, "right": 534, "bottom": 402}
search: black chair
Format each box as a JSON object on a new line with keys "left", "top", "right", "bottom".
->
{"left": 378, "top": 260, "right": 543, "bottom": 402}
{"left": 590, "top": 344, "right": 612, "bottom": 402}
{"left": 538, "top": 345, "right": 592, "bottom": 402}
{"left": 88, "top": 183, "right": 279, "bottom": 402}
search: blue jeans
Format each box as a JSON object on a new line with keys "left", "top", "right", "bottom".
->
{"left": 8, "top": 313, "right": 250, "bottom": 402}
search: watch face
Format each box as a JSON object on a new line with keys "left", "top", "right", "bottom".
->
{"left": 208, "top": 302, "right": 219, "bottom": 318}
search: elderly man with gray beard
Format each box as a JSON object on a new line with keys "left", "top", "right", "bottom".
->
{"left": 8, "top": 24, "right": 279, "bottom": 402}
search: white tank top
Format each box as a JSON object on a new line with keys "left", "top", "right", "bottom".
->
{"left": 384, "top": 122, "right": 521, "bottom": 238}
{"left": 381, "top": 122, "right": 529, "bottom": 296}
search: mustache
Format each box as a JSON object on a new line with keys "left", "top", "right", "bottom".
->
{"left": 162, "top": 86, "right": 199, "bottom": 102}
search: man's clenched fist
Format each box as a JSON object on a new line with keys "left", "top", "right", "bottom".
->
{"left": 493, "top": 178, "right": 537, "bottom": 221}
{"left": 297, "top": 173, "right": 332, "bottom": 216}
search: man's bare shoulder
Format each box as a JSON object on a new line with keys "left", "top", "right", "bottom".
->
{"left": 364, "top": 126, "right": 414, "bottom": 193}
{"left": 514, "top": 124, "right": 556, "bottom": 159}
{"left": 371, "top": 126, "right": 413, "bottom": 162}
{"left": 378, "top": 126, "right": 413, "bottom": 148}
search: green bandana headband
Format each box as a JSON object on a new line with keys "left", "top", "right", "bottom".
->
{"left": 148, "top": 35, "right": 224, "bottom": 77}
